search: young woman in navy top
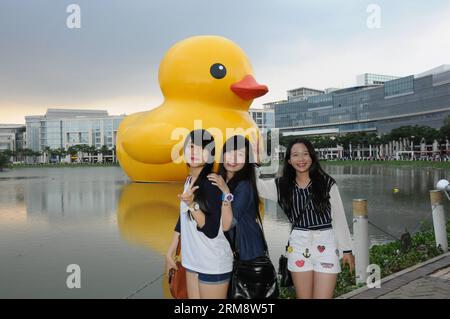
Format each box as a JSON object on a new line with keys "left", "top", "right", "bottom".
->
{"left": 207, "top": 135, "right": 265, "bottom": 261}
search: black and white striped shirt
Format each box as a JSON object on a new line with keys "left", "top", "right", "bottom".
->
{"left": 276, "top": 177, "right": 335, "bottom": 231}
{"left": 256, "top": 168, "right": 353, "bottom": 253}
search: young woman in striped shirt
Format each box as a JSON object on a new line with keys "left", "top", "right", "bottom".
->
{"left": 256, "top": 138, "right": 355, "bottom": 299}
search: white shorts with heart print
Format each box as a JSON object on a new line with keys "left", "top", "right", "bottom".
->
{"left": 287, "top": 228, "right": 341, "bottom": 274}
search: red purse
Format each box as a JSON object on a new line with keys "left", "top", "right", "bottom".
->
{"left": 168, "top": 241, "right": 188, "bottom": 299}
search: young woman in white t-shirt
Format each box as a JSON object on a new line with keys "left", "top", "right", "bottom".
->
{"left": 166, "top": 129, "right": 233, "bottom": 299}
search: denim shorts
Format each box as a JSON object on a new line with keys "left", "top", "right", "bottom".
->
{"left": 185, "top": 268, "right": 232, "bottom": 284}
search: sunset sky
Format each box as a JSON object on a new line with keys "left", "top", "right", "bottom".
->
{"left": 1, "top": 0, "right": 450, "bottom": 124}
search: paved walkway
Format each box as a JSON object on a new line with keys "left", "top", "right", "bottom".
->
{"left": 338, "top": 252, "right": 450, "bottom": 299}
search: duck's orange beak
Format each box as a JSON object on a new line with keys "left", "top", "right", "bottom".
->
{"left": 230, "top": 75, "right": 268, "bottom": 100}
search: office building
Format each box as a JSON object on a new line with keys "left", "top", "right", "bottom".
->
{"left": 275, "top": 65, "right": 450, "bottom": 137}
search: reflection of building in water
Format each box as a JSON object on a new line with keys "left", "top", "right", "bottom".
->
{"left": 24, "top": 177, "right": 123, "bottom": 221}
{"left": 0, "top": 181, "right": 27, "bottom": 224}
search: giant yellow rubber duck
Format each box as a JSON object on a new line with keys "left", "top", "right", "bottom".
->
{"left": 116, "top": 35, "right": 268, "bottom": 182}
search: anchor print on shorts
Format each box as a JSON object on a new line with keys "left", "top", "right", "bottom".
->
{"left": 302, "top": 248, "right": 311, "bottom": 258}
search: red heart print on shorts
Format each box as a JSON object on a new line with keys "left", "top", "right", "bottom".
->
{"left": 317, "top": 245, "right": 326, "bottom": 253}
{"left": 295, "top": 260, "right": 305, "bottom": 268}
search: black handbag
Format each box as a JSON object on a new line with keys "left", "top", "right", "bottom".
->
{"left": 278, "top": 243, "right": 293, "bottom": 287}
{"left": 229, "top": 212, "right": 279, "bottom": 299}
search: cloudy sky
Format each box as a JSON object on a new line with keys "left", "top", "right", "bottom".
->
{"left": 1, "top": 0, "right": 450, "bottom": 124}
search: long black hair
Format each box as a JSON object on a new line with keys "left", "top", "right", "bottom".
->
{"left": 183, "top": 129, "right": 215, "bottom": 217}
{"left": 218, "top": 135, "right": 259, "bottom": 213}
{"left": 278, "top": 138, "right": 335, "bottom": 215}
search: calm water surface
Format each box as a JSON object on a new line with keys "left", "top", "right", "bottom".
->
{"left": 0, "top": 165, "right": 448, "bottom": 298}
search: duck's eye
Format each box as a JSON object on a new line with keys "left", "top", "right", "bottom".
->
{"left": 210, "top": 63, "right": 227, "bottom": 79}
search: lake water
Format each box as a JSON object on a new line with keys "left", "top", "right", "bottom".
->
{"left": 0, "top": 165, "right": 449, "bottom": 298}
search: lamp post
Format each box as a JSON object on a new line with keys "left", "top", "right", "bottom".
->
{"left": 411, "top": 136, "right": 415, "bottom": 160}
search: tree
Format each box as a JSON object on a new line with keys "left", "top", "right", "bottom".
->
{"left": 0, "top": 151, "right": 10, "bottom": 171}
{"left": 18, "top": 148, "right": 36, "bottom": 164}
{"left": 85, "top": 145, "right": 97, "bottom": 163}
{"left": 53, "top": 148, "right": 67, "bottom": 163}
{"left": 99, "top": 145, "right": 110, "bottom": 163}
{"left": 42, "top": 146, "right": 51, "bottom": 163}
{"left": 440, "top": 115, "right": 450, "bottom": 142}
{"left": 78, "top": 144, "right": 92, "bottom": 163}
{"left": 2, "top": 149, "right": 15, "bottom": 161}
{"left": 33, "top": 151, "right": 41, "bottom": 163}
{"left": 112, "top": 145, "right": 117, "bottom": 163}
{"left": 389, "top": 125, "right": 439, "bottom": 144}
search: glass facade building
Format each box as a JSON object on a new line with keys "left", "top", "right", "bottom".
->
{"left": 0, "top": 124, "right": 26, "bottom": 151}
{"left": 249, "top": 108, "right": 275, "bottom": 130}
{"left": 25, "top": 109, "right": 125, "bottom": 152}
{"left": 275, "top": 67, "right": 450, "bottom": 136}
{"left": 356, "top": 73, "right": 399, "bottom": 86}
{"left": 287, "top": 87, "right": 324, "bottom": 102}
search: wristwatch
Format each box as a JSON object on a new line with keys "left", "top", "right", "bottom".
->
{"left": 222, "top": 193, "right": 234, "bottom": 203}
{"left": 187, "top": 202, "right": 200, "bottom": 213}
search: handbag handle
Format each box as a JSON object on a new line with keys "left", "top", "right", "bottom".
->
{"left": 175, "top": 239, "right": 181, "bottom": 260}
{"left": 279, "top": 178, "right": 312, "bottom": 252}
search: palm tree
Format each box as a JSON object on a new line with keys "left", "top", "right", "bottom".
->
{"left": 42, "top": 146, "right": 51, "bottom": 164}
{"left": 67, "top": 145, "right": 78, "bottom": 163}
{"left": 19, "top": 148, "right": 35, "bottom": 164}
{"left": 2, "top": 149, "right": 15, "bottom": 162}
{"left": 86, "top": 145, "right": 98, "bottom": 163}
{"left": 33, "top": 151, "right": 42, "bottom": 164}
{"left": 53, "top": 147, "right": 67, "bottom": 163}
{"left": 99, "top": 145, "right": 110, "bottom": 163}
{"left": 112, "top": 145, "right": 117, "bottom": 163}
{"left": 77, "top": 144, "right": 90, "bottom": 163}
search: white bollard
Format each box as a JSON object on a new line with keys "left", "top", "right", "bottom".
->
{"left": 430, "top": 190, "right": 448, "bottom": 252}
{"left": 353, "top": 199, "right": 369, "bottom": 285}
